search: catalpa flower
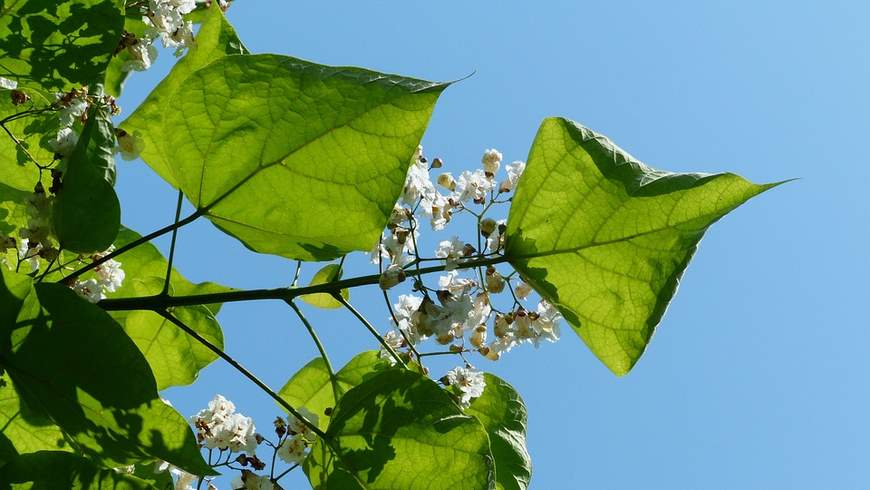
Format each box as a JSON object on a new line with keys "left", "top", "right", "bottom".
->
{"left": 445, "top": 366, "right": 486, "bottom": 408}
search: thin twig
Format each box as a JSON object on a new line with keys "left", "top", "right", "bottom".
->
{"left": 286, "top": 299, "right": 341, "bottom": 402}
{"left": 332, "top": 293, "right": 406, "bottom": 368}
{"left": 162, "top": 190, "right": 185, "bottom": 295}
{"left": 156, "top": 309, "right": 327, "bottom": 440}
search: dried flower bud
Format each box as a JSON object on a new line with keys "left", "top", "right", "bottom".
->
{"left": 449, "top": 344, "right": 463, "bottom": 353}
{"left": 436, "top": 332, "right": 454, "bottom": 345}
{"left": 431, "top": 157, "right": 443, "bottom": 168}
{"left": 462, "top": 243, "right": 476, "bottom": 257}
{"left": 10, "top": 90, "right": 29, "bottom": 105}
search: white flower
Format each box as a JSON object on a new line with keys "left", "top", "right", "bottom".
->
{"left": 453, "top": 169, "right": 494, "bottom": 203}
{"left": 287, "top": 407, "right": 319, "bottom": 441}
{"left": 276, "top": 435, "right": 308, "bottom": 463}
{"left": 48, "top": 127, "right": 79, "bottom": 156}
{"left": 0, "top": 77, "right": 17, "bottom": 89}
{"left": 168, "top": 0, "right": 197, "bottom": 14}
{"left": 191, "top": 394, "right": 259, "bottom": 453}
{"left": 438, "top": 271, "right": 474, "bottom": 297}
{"left": 391, "top": 294, "right": 424, "bottom": 342}
{"left": 531, "top": 300, "right": 562, "bottom": 346}
{"left": 123, "top": 41, "right": 159, "bottom": 72}
{"left": 116, "top": 130, "right": 145, "bottom": 160}
{"left": 231, "top": 471, "right": 273, "bottom": 490}
{"left": 420, "top": 191, "right": 452, "bottom": 231}
{"left": 445, "top": 366, "right": 485, "bottom": 408}
{"left": 500, "top": 161, "right": 526, "bottom": 192}
{"left": 402, "top": 145, "right": 436, "bottom": 205}
{"left": 72, "top": 279, "right": 103, "bottom": 303}
{"left": 57, "top": 97, "right": 88, "bottom": 128}
{"left": 170, "top": 466, "right": 197, "bottom": 490}
{"left": 379, "top": 329, "right": 406, "bottom": 364}
{"left": 481, "top": 148, "right": 502, "bottom": 176}
{"left": 435, "top": 236, "right": 465, "bottom": 270}
{"left": 94, "top": 258, "right": 125, "bottom": 293}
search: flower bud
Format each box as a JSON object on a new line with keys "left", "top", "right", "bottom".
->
{"left": 437, "top": 172, "right": 456, "bottom": 191}
{"left": 515, "top": 281, "right": 533, "bottom": 300}
{"left": 449, "top": 344, "right": 463, "bottom": 353}
{"left": 431, "top": 157, "right": 443, "bottom": 168}
{"left": 379, "top": 264, "right": 406, "bottom": 290}
{"left": 480, "top": 218, "right": 497, "bottom": 237}
{"left": 470, "top": 325, "right": 487, "bottom": 348}
{"left": 485, "top": 266, "right": 505, "bottom": 293}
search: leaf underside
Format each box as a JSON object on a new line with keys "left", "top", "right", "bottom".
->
{"left": 506, "top": 117, "right": 779, "bottom": 375}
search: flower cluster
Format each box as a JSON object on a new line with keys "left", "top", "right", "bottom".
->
{"left": 274, "top": 407, "right": 319, "bottom": 464}
{"left": 376, "top": 146, "right": 560, "bottom": 367}
{"left": 191, "top": 394, "right": 260, "bottom": 454}
{"left": 122, "top": 0, "right": 197, "bottom": 72}
{"left": 70, "top": 247, "right": 126, "bottom": 303}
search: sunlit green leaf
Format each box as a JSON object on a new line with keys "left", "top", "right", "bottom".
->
{"left": 467, "top": 374, "right": 531, "bottom": 490}
{"left": 300, "top": 264, "right": 349, "bottom": 309}
{"left": 103, "top": 15, "right": 147, "bottom": 97}
{"left": 0, "top": 0, "right": 125, "bottom": 91}
{"left": 102, "top": 227, "right": 231, "bottom": 390}
{"left": 506, "top": 117, "right": 780, "bottom": 375}
{"left": 127, "top": 52, "right": 447, "bottom": 261}
{"left": 52, "top": 104, "right": 120, "bottom": 253}
{"left": 305, "top": 369, "right": 494, "bottom": 489}
{"left": 0, "top": 272, "right": 212, "bottom": 475}
{"left": 0, "top": 451, "right": 155, "bottom": 489}
{"left": 278, "top": 351, "right": 392, "bottom": 431}
{"left": 120, "top": 1, "right": 247, "bottom": 187}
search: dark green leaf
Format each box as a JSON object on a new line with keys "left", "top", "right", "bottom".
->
{"left": 120, "top": 0, "right": 247, "bottom": 185}
{"left": 0, "top": 451, "right": 155, "bottom": 489}
{"left": 0, "top": 272, "right": 212, "bottom": 475}
{"left": 305, "top": 369, "right": 494, "bottom": 489}
{"left": 127, "top": 52, "right": 447, "bottom": 261}
{"left": 467, "top": 374, "right": 531, "bottom": 490}
{"left": 0, "top": 380, "right": 70, "bottom": 464}
{"left": 52, "top": 104, "right": 120, "bottom": 253}
{"left": 505, "top": 117, "right": 780, "bottom": 375}
{"left": 300, "top": 264, "right": 349, "bottom": 309}
{"left": 0, "top": 0, "right": 125, "bottom": 91}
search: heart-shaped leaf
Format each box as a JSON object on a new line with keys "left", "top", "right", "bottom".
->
{"left": 506, "top": 117, "right": 781, "bottom": 375}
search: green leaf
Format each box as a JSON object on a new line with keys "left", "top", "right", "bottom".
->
{"left": 278, "top": 351, "right": 391, "bottom": 431}
{"left": 0, "top": 451, "right": 155, "bottom": 489}
{"left": 466, "top": 374, "right": 531, "bottom": 490}
{"left": 0, "top": 0, "right": 125, "bottom": 91}
{"left": 52, "top": 104, "right": 120, "bottom": 253}
{"left": 102, "top": 227, "right": 231, "bottom": 390}
{"left": 120, "top": 1, "right": 247, "bottom": 186}
{"left": 505, "top": 117, "right": 780, "bottom": 375}
{"left": 0, "top": 381, "right": 70, "bottom": 463}
{"left": 300, "top": 264, "right": 349, "bottom": 309}
{"left": 0, "top": 273, "right": 212, "bottom": 475}
{"left": 127, "top": 52, "right": 447, "bottom": 261}
{"left": 0, "top": 89, "right": 55, "bottom": 237}
{"left": 304, "top": 369, "right": 494, "bottom": 489}
{"left": 124, "top": 303, "right": 223, "bottom": 391}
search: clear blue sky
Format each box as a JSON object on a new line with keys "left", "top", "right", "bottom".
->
{"left": 115, "top": 1, "right": 869, "bottom": 488}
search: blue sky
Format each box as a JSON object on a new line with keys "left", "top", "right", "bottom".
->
{"left": 115, "top": 1, "right": 869, "bottom": 488}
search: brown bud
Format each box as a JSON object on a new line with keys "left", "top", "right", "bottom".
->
{"left": 431, "top": 157, "right": 443, "bottom": 168}
{"left": 10, "top": 90, "right": 29, "bottom": 105}
{"left": 480, "top": 218, "right": 497, "bottom": 237}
